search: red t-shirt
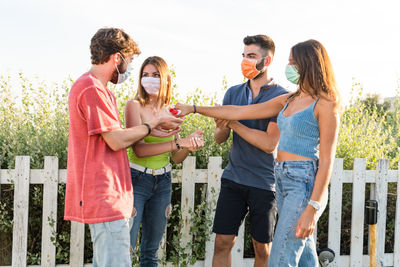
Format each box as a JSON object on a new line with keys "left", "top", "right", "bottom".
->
{"left": 64, "top": 72, "right": 133, "bottom": 223}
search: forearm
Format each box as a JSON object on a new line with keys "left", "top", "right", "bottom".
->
{"left": 214, "top": 127, "right": 231, "bottom": 144}
{"left": 195, "top": 105, "right": 271, "bottom": 121}
{"left": 229, "top": 121, "right": 278, "bottom": 153}
{"left": 310, "top": 159, "right": 334, "bottom": 203}
{"left": 133, "top": 140, "right": 178, "bottom": 158}
{"left": 190, "top": 97, "right": 284, "bottom": 120}
{"left": 171, "top": 148, "right": 190, "bottom": 164}
{"left": 102, "top": 125, "right": 152, "bottom": 151}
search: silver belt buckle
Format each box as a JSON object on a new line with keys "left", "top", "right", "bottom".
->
{"left": 152, "top": 169, "right": 156, "bottom": 176}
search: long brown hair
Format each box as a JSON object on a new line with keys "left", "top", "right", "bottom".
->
{"left": 291, "top": 39, "right": 340, "bottom": 109}
{"left": 134, "top": 56, "right": 172, "bottom": 108}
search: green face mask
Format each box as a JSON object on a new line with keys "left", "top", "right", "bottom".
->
{"left": 285, "top": 64, "right": 300, "bottom": 84}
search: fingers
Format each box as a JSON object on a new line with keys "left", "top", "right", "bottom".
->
{"left": 150, "top": 127, "right": 181, "bottom": 138}
{"left": 295, "top": 223, "right": 314, "bottom": 239}
{"left": 295, "top": 224, "right": 305, "bottom": 239}
{"left": 187, "top": 134, "right": 204, "bottom": 151}
{"left": 174, "top": 103, "right": 191, "bottom": 117}
{"left": 168, "top": 128, "right": 182, "bottom": 136}
{"left": 214, "top": 118, "right": 230, "bottom": 128}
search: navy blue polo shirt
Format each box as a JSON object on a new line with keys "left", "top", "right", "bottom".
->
{"left": 221, "top": 81, "right": 288, "bottom": 191}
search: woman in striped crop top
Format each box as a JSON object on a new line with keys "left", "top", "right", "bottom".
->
{"left": 176, "top": 40, "right": 340, "bottom": 267}
{"left": 125, "top": 56, "right": 204, "bottom": 266}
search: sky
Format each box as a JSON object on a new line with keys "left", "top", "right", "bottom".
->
{"left": 1, "top": 0, "right": 400, "bottom": 104}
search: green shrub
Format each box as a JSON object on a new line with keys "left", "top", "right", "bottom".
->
{"left": 0, "top": 73, "right": 399, "bottom": 264}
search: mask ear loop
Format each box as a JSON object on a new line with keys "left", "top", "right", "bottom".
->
{"left": 115, "top": 53, "right": 128, "bottom": 76}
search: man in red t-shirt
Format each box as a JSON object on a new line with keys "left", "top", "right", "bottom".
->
{"left": 65, "top": 28, "right": 183, "bottom": 267}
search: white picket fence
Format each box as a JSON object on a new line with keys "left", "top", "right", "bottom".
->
{"left": 0, "top": 156, "right": 399, "bottom": 267}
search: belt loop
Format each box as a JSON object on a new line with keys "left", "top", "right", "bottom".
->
{"left": 144, "top": 167, "right": 148, "bottom": 174}
{"left": 163, "top": 167, "right": 166, "bottom": 174}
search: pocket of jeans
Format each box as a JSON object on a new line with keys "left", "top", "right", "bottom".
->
{"left": 106, "top": 218, "right": 129, "bottom": 233}
{"left": 285, "top": 167, "right": 311, "bottom": 183}
{"left": 164, "top": 172, "right": 172, "bottom": 183}
{"left": 131, "top": 169, "right": 143, "bottom": 185}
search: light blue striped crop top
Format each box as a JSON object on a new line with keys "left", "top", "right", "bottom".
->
{"left": 277, "top": 98, "right": 320, "bottom": 160}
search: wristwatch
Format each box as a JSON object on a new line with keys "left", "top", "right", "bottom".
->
{"left": 308, "top": 200, "right": 321, "bottom": 211}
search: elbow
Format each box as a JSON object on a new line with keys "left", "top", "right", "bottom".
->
{"left": 133, "top": 148, "right": 146, "bottom": 158}
{"left": 172, "top": 154, "right": 185, "bottom": 164}
{"left": 263, "top": 147, "right": 274, "bottom": 154}
{"left": 262, "top": 144, "right": 277, "bottom": 154}
{"left": 107, "top": 142, "right": 124, "bottom": 152}
{"left": 173, "top": 158, "right": 184, "bottom": 164}
{"left": 214, "top": 137, "right": 224, "bottom": 145}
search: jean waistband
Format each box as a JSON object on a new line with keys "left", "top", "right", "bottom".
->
{"left": 274, "top": 159, "right": 318, "bottom": 170}
{"left": 129, "top": 162, "right": 172, "bottom": 176}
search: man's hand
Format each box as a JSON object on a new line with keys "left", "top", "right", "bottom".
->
{"left": 214, "top": 118, "right": 230, "bottom": 129}
{"left": 174, "top": 103, "right": 194, "bottom": 117}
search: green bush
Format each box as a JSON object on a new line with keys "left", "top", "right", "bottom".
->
{"left": 0, "top": 73, "right": 399, "bottom": 264}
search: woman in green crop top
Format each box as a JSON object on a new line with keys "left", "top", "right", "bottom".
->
{"left": 124, "top": 56, "right": 204, "bottom": 266}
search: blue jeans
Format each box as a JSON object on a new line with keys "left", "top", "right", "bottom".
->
{"left": 88, "top": 217, "right": 133, "bottom": 267}
{"left": 268, "top": 160, "right": 328, "bottom": 267}
{"left": 130, "top": 168, "right": 172, "bottom": 267}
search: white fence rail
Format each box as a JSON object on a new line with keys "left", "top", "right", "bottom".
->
{"left": 0, "top": 156, "right": 399, "bottom": 267}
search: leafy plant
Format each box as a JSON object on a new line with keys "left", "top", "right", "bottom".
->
{"left": 0, "top": 73, "right": 399, "bottom": 265}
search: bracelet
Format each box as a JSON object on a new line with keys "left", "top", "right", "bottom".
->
{"left": 175, "top": 139, "right": 182, "bottom": 150}
{"left": 193, "top": 104, "right": 197, "bottom": 114}
{"left": 143, "top": 123, "right": 151, "bottom": 136}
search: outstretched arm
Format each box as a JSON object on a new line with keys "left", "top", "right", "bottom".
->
{"left": 175, "top": 93, "right": 289, "bottom": 121}
{"left": 295, "top": 99, "right": 340, "bottom": 238}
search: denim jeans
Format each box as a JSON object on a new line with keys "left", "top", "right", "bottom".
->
{"left": 130, "top": 168, "right": 172, "bottom": 267}
{"left": 268, "top": 160, "right": 328, "bottom": 267}
{"left": 88, "top": 217, "right": 133, "bottom": 267}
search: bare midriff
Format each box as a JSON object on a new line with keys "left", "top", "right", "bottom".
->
{"left": 277, "top": 150, "right": 314, "bottom": 162}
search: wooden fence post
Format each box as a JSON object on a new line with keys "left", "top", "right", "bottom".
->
{"left": 328, "top": 158, "right": 344, "bottom": 267}
{"left": 69, "top": 221, "right": 85, "bottom": 267}
{"left": 393, "top": 161, "right": 400, "bottom": 266}
{"left": 350, "top": 158, "right": 366, "bottom": 266}
{"left": 41, "top": 156, "right": 59, "bottom": 267}
{"left": 11, "top": 156, "right": 30, "bottom": 267}
{"left": 375, "top": 159, "right": 389, "bottom": 267}
{"left": 181, "top": 156, "right": 196, "bottom": 261}
{"left": 204, "top": 157, "right": 222, "bottom": 266}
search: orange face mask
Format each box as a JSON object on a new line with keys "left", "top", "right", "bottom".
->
{"left": 241, "top": 58, "right": 263, "bottom": 79}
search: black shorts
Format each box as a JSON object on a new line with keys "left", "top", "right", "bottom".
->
{"left": 212, "top": 178, "right": 277, "bottom": 243}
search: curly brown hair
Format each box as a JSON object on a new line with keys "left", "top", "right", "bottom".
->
{"left": 90, "top": 28, "right": 141, "bottom": 64}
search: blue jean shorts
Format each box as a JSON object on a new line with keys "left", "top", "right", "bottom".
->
{"left": 89, "top": 217, "right": 133, "bottom": 267}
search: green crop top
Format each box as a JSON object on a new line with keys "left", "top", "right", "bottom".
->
{"left": 128, "top": 135, "right": 174, "bottom": 169}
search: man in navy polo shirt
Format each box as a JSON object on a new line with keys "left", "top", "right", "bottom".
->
{"left": 212, "top": 35, "right": 288, "bottom": 267}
